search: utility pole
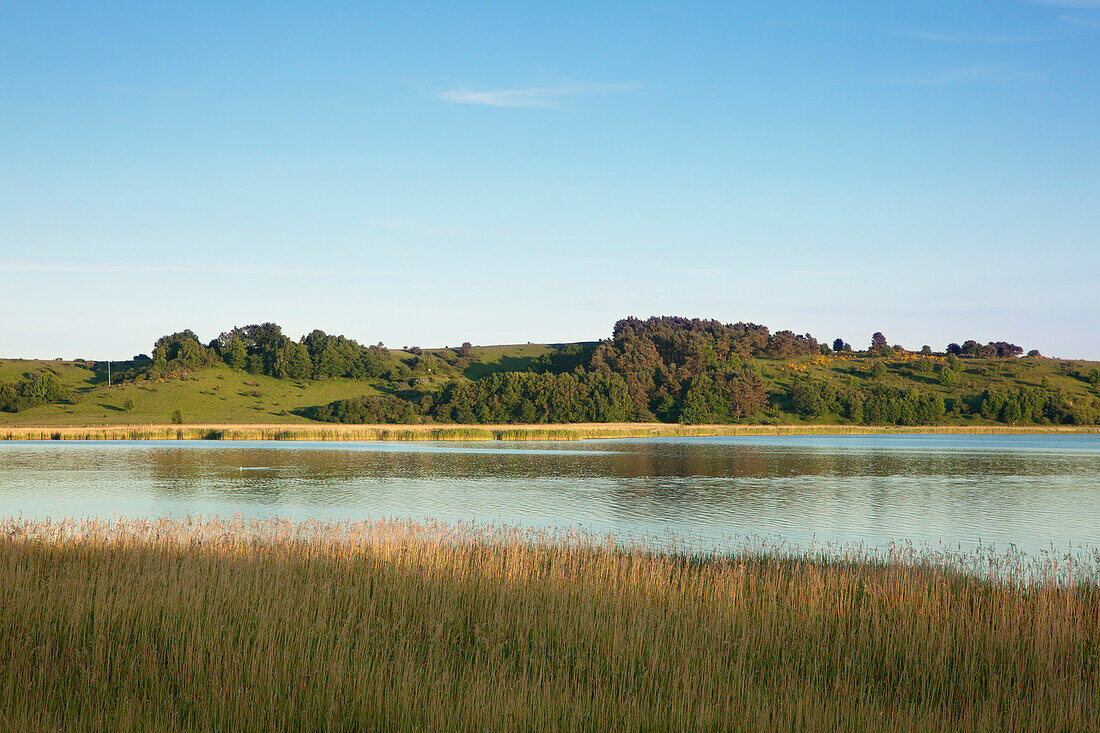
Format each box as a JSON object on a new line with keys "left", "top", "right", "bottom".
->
{"left": 107, "top": 361, "right": 111, "bottom": 388}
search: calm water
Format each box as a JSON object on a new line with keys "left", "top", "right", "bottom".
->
{"left": 1, "top": 435, "right": 1098, "bottom": 555}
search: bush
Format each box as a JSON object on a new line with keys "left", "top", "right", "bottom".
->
{"left": 304, "top": 395, "right": 422, "bottom": 424}
{"left": 171, "top": 410, "right": 183, "bottom": 425}
{"left": 0, "top": 371, "right": 70, "bottom": 413}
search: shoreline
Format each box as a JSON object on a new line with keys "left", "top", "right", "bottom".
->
{"left": 2, "top": 421, "right": 1098, "bottom": 441}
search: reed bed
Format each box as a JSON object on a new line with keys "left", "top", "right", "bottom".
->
{"left": 1, "top": 517, "right": 1098, "bottom": 731}
{"left": 2, "top": 422, "right": 1096, "bottom": 442}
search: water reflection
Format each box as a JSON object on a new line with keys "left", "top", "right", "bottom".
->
{"left": 0, "top": 435, "right": 1098, "bottom": 555}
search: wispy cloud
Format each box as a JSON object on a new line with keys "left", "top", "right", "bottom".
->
{"left": 1060, "top": 13, "right": 1100, "bottom": 26}
{"left": 3, "top": 264, "right": 391, "bottom": 276}
{"left": 437, "top": 80, "right": 639, "bottom": 109}
{"left": 106, "top": 86, "right": 195, "bottom": 97}
{"left": 1032, "top": 0, "right": 1100, "bottom": 7}
{"left": 645, "top": 266, "right": 854, "bottom": 277}
{"left": 893, "top": 65, "right": 1043, "bottom": 86}
{"left": 366, "top": 219, "right": 463, "bottom": 236}
{"left": 649, "top": 2, "right": 683, "bottom": 16}
{"left": 769, "top": 17, "right": 1085, "bottom": 43}
{"left": 894, "top": 30, "right": 1061, "bottom": 42}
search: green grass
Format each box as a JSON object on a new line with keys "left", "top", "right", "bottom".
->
{"left": 0, "top": 358, "right": 101, "bottom": 389}
{"left": 2, "top": 516, "right": 1098, "bottom": 731}
{"left": 0, "top": 361, "right": 389, "bottom": 426}
{"left": 460, "top": 342, "right": 565, "bottom": 379}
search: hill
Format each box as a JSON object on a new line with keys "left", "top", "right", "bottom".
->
{"left": 0, "top": 342, "right": 576, "bottom": 427}
{"left": 1, "top": 317, "right": 1098, "bottom": 428}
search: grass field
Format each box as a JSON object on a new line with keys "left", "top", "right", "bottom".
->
{"left": 0, "top": 345, "right": 568, "bottom": 427}
{"left": 0, "top": 360, "right": 384, "bottom": 426}
{"left": 2, "top": 516, "right": 1097, "bottom": 731}
{"left": 2, "top": 346, "right": 1098, "bottom": 430}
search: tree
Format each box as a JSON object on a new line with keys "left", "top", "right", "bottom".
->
{"left": 122, "top": 398, "right": 135, "bottom": 412}
{"left": 727, "top": 368, "right": 768, "bottom": 419}
{"left": 868, "top": 333, "right": 893, "bottom": 357}
{"left": 224, "top": 336, "right": 248, "bottom": 370}
{"left": 151, "top": 330, "right": 214, "bottom": 375}
{"left": 171, "top": 410, "right": 183, "bottom": 425}
{"left": 790, "top": 379, "right": 837, "bottom": 419}
{"left": 679, "top": 379, "right": 714, "bottom": 424}
{"left": 832, "top": 338, "right": 845, "bottom": 353}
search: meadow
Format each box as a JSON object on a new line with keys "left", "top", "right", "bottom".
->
{"left": 0, "top": 344, "right": 563, "bottom": 427}
{"left": 2, "top": 516, "right": 1098, "bottom": 731}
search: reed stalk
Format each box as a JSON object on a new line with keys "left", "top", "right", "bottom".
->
{"left": 2, "top": 422, "right": 1097, "bottom": 442}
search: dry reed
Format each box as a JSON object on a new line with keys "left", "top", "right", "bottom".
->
{"left": 1, "top": 516, "right": 1098, "bottom": 731}
{"left": 2, "top": 422, "right": 1096, "bottom": 442}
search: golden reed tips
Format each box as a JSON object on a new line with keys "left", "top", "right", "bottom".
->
{"left": 2, "top": 422, "right": 1097, "bottom": 442}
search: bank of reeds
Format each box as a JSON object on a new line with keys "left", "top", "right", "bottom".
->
{"left": 2, "top": 422, "right": 1097, "bottom": 442}
{"left": 1, "top": 517, "right": 1098, "bottom": 731}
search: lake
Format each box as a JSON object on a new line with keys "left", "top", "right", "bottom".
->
{"left": 1, "top": 434, "right": 1098, "bottom": 555}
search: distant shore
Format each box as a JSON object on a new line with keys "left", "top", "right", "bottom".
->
{"left": 2, "top": 422, "right": 1098, "bottom": 442}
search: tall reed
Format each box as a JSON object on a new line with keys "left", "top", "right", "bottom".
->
{"left": 1, "top": 516, "right": 1097, "bottom": 731}
{"left": 3, "top": 422, "right": 1096, "bottom": 442}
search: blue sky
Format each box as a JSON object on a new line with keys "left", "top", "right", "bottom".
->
{"left": 2, "top": 1, "right": 1098, "bottom": 359}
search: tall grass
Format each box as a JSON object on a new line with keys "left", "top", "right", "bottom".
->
{"left": 2, "top": 516, "right": 1097, "bottom": 731}
{"left": 2, "top": 422, "right": 1096, "bottom": 442}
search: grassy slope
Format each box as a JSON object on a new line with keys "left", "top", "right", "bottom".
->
{"left": 0, "top": 345, "right": 562, "bottom": 426}
{"left": 1, "top": 347, "right": 1098, "bottom": 428}
{"left": 0, "top": 360, "right": 386, "bottom": 426}
{"left": 760, "top": 351, "right": 1100, "bottom": 424}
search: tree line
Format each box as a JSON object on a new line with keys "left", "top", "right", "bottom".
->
{"left": 146, "top": 324, "right": 394, "bottom": 381}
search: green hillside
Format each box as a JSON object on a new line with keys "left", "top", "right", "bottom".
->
{"left": 2, "top": 318, "right": 1098, "bottom": 428}
{"left": 0, "top": 343, "right": 572, "bottom": 426}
